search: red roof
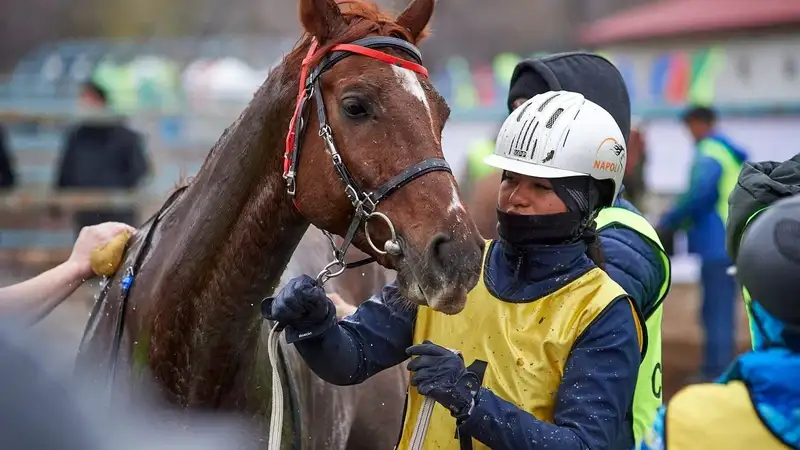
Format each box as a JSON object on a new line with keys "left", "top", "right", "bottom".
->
{"left": 580, "top": 0, "right": 800, "bottom": 46}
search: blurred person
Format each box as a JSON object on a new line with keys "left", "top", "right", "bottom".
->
{"left": 657, "top": 105, "right": 748, "bottom": 381}
{"left": 54, "top": 80, "right": 150, "bottom": 237}
{"left": 0, "top": 318, "right": 258, "bottom": 450}
{"left": 0, "top": 221, "right": 134, "bottom": 325}
{"left": 268, "top": 92, "right": 646, "bottom": 450}
{"left": 637, "top": 194, "right": 800, "bottom": 450}
{"left": 624, "top": 117, "right": 647, "bottom": 210}
{"left": 725, "top": 153, "right": 800, "bottom": 348}
{"left": 0, "top": 124, "right": 15, "bottom": 189}
{"left": 506, "top": 52, "right": 671, "bottom": 443}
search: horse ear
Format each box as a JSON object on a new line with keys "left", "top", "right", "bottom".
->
{"left": 299, "top": 0, "right": 346, "bottom": 42}
{"left": 396, "top": 0, "right": 435, "bottom": 43}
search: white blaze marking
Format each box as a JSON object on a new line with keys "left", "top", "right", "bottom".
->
{"left": 448, "top": 184, "right": 465, "bottom": 213}
{"left": 391, "top": 65, "right": 430, "bottom": 113}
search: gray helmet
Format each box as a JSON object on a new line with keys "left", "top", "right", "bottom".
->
{"left": 736, "top": 194, "right": 800, "bottom": 329}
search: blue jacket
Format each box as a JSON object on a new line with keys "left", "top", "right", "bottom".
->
{"left": 658, "top": 133, "right": 747, "bottom": 262}
{"left": 602, "top": 195, "right": 668, "bottom": 317}
{"left": 288, "top": 240, "right": 641, "bottom": 450}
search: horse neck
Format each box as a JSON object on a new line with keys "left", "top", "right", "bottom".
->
{"left": 149, "top": 61, "right": 309, "bottom": 407}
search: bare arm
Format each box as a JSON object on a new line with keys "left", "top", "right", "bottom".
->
{"left": 0, "top": 222, "right": 135, "bottom": 324}
{"left": 0, "top": 261, "right": 86, "bottom": 325}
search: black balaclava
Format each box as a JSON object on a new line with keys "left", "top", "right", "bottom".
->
{"left": 496, "top": 173, "right": 601, "bottom": 247}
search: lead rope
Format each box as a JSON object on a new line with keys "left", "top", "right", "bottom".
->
{"left": 266, "top": 322, "right": 285, "bottom": 450}
{"left": 409, "top": 347, "right": 462, "bottom": 450}
{"left": 264, "top": 232, "right": 360, "bottom": 450}
{"left": 409, "top": 396, "right": 437, "bottom": 450}
{"left": 266, "top": 328, "right": 441, "bottom": 450}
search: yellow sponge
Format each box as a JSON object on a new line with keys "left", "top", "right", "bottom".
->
{"left": 91, "top": 231, "right": 131, "bottom": 277}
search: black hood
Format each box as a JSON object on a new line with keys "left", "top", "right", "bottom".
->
{"left": 726, "top": 154, "right": 800, "bottom": 261}
{"left": 507, "top": 52, "right": 631, "bottom": 143}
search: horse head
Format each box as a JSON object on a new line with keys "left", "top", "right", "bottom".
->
{"left": 285, "top": 0, "right": 484, "bottom": 315}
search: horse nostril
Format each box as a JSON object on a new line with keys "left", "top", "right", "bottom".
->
{"left": 429, "top": 232, "right": 454, "bottom": 267}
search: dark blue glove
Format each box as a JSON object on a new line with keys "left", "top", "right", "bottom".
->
{"left": 261, "top": 275, "right": 335, "bottom": 343}
{"left": 406, "top": 341, "right": 479, "bottom": 420}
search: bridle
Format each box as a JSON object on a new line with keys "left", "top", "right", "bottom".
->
{"left": 282, "top": 35, "right": 452, "bottom": 285}
{"left": 263, "top": 36, "right": 453, "bottom": 450}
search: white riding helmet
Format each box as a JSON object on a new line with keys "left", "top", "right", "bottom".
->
{"left": 484, "top": 91, "right": 627, "bottom": 207}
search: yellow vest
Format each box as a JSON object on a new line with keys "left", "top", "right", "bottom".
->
{"left": 595, "top": 206, "right": 672, "bottom": 443}
{"left": 396, "top": 241, "right": 645, "bottom": 450}
{"left": 661, "top": 381, "right": 789, "bottom": 449}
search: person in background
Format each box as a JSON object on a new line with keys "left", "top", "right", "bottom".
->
{"left": 637, "top": 194, "right": 800, "bottom": 450}
{"left": 0, "top": 221, "right": 134, "bottom": 325}
{"left": 54, "top": 80, "right": 150, "bottom": 236}
{"left": 624, "top": 117, "right": 647, "bottom": 210}
{"left": 657, "top": 105, "right": 747, "bottom": 382}
{"left": 506, "top": 52, "right": 671, "bottom": 443}
{"left": 0, "top": 124, "right": 16, "bottom": 189}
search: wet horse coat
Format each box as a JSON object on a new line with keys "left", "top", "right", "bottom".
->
{"left": 74, "top": 1, "right": 482, "bottom": 449}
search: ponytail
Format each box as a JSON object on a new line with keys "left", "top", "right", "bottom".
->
{"left": 586, "top": 235, "right": 606, "bottom": 269}
{"left": 582, "top": 220, "right": 605, "bottom": 269}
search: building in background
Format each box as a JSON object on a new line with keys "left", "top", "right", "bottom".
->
{"left": 578, "top": 0, "right": 800, "bottom": 283}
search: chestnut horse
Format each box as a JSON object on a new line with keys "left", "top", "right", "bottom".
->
{"left": 74, "top": 0, "right": 483, "bottom": 448}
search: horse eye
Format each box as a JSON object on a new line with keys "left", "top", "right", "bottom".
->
{"left": 341, "top": 97, "right": 369, "bottom": 119}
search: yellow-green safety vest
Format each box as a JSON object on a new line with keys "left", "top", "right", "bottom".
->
{"left": 698, "top": 138, "right": 744, "bottom": 224}
{"left": 596, "top": 206, "right": 672, "bottom": 444}
{"left": 467, "top": 139, "right": 497, "bottom": 182}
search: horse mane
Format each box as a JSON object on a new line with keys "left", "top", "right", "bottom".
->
{"left": 287, "top": 0, "right": 431, "bottom": 68}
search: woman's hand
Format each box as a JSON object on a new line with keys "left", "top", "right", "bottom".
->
{"left": 407, "top": 341, "right": 480, "bottom": 420}
{"left": 264, "top": 275, "right": 334, "bottom": 333}
{"left": 68, "top": 222, "right": 136, "bottom": 279}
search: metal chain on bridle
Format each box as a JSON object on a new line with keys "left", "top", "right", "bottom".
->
{"left": 264, "top": 36, "right": 452, "bottom": 450}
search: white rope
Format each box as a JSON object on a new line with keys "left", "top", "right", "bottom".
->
{"left": 267, "top": 322, "right": 284, "bottom": 450}
{"left": 408, "top": 347, "right": 461, "bottom": 450}
{"left": 408, "top": 396, "right": 436, "bottom": 450}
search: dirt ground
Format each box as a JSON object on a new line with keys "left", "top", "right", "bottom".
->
{"left": 23, "top": 275, "right": 750, "bottom": 404}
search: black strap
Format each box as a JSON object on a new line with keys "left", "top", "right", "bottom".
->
{"left": 344, "top": 257, "right": 374, "bottom": 269}
{"left": 370, "top": 158, "right": 452, "bottom": 203}
{"left": 457, "top": 360, "right": 489, "bottom": 450}
{"left": 287, "top": 92, "right": 313, "bottom": 194}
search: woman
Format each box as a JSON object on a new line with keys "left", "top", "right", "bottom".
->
{"left": 637, "top": 194, "right": 800, "bottom": 449}
{"left": 0, "top": 221, "right": 134, "bottom": 324}
{"left": 505, "top": 52, "right": 670, "bottom": 442}
{"left": 266, "top": 91, "right": 645, "bottom": 450}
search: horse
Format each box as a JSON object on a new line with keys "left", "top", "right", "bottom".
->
{"left": 74, "top": 0, "right": 484, "bottom": 449}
